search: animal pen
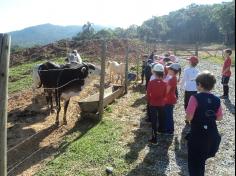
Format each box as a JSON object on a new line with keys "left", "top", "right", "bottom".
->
{"left": 79, "top": 40, "right": 129, "bottom": 119}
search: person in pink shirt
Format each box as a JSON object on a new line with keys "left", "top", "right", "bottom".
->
{"left": 220, "top": 48, "right": 232, "bottom": 99}
{"left": 185, "top": 71, "right": 223, "bottom": 176}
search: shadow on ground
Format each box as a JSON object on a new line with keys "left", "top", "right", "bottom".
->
{"left": 7, "top": 117, "right": 99, "bottom": 176}
{"left": 223, "top": 99, "right": 235, "bottom": 114}
{"left": 125, "top": 116, "right": 174, "bottom": 176}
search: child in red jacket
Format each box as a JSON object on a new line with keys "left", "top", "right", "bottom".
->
{"left": 164, "top": 63, "right": 181, "bottom": 134}
{"left": 147, "top": 64, "right": 167, "bottom": 144}
{"left": 220, "top": 48, "right": 232, "bottom": 99}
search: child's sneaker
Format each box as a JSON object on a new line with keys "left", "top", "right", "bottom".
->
{"left": 219, "top": 95, "right": 229, "bottom": 99}
{"left": 148, "top": 138, "right": 158, "bottom": 145}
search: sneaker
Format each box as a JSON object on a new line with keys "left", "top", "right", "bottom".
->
{"left": 148, "top": 138, "right": 158, "bottom": 145}
{"left": 185, "top": 120, "right": 190, "bottom": 125}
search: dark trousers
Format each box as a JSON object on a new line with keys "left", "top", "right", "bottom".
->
{"left": 145, "top": 75, "right": 151, "bottom": 90}
{"left": 147, "top": 104, "right": 151, "bottom": 120}
{"left": 222, "top": 76, "right": 230, "bottom": 96}
{"left": 141, "top": 71, "right": 145, "bottom": 84}
{"left": 149, "top": 106, "right": 165, "bottom": 137}
{"left": 164, "top": 105, "right": 174, "bottom": 133}
{"left": 184, "top": 91, "right": 198, "bottom": 110}
{"left": 187, "top": 131, "right": 221, "bottom": 176}
{"left": 188, "top": 147, "right": 206, "bottom": 176}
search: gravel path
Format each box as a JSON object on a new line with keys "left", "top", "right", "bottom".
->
{"left": 116, "top": 59, "right": 235, "bottom": 176}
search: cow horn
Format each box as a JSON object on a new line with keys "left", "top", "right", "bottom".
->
{"left": 81, "top": 67, "right": 87, "bottom": 73}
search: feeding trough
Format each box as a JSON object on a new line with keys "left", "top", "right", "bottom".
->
{"left": 78, "top": 85, "right": 124, "bottom": 114}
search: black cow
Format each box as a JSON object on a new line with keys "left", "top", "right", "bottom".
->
{"left": 34, "top": 61, "right": 101, "bottom": 125}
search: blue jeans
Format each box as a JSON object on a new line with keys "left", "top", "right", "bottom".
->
{"left": 164, "top": 105, "right": 174, "bottom": 133}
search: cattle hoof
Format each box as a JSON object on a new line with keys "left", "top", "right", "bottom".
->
{"left": 51, "top": 109, "right": 56, "bottom": 114}
{"left": 55, "top": 121, "right": 59, "bottom": 126}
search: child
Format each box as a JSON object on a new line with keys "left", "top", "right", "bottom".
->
{"left": 220, "top": 48, "right": 232, "bottom": 99}
{"left": 185, "top": 71, "right": 223, "bottom": 176}
{"left": 180, "top": 56, "right": 200, "bottom": 110}
{"left": 164, "top": 63, "right": 181, "bottom": 134}
{"left": 144, "top": 58, "right": 153, "bottom": 89}
{"left": 146, "top": 62, "right": 157, "bottom": 122}
{"left": 141, "top": 60, "right": 146, "bottom": 84}
{"left": 147, "top": 64, "right": 167, "bottom": 144}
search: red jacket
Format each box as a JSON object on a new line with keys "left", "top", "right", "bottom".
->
{"left": 164, "top": 76, "right": 177, "bottom": 105}
{"left": 222, "top": 57, "right": 232, "bottom": 77}
{"left": 147, "top": 79, "right": 167, "bottom": 106}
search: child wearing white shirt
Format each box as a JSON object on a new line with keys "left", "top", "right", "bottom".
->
{"left": 180, "top": 56, "right": 200, "bottom": 110}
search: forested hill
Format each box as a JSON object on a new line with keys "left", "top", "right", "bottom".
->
{"left": 137, "top": 1, "right": 235, "bottom": 45}
{"left": 74, "top": 1, "right": 235, "bottom": 46}
{"left": 9, "top": 23, "right": 105, "bottom": 47}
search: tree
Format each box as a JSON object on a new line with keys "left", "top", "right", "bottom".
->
{"left": 93, "top": 29, "right": 115, "bottom": 39}
{"left": 212, "top": 1, "right": 235, "bottom": 45}
{"left": 74, "top": 22, "right": 95, "bottom": 40}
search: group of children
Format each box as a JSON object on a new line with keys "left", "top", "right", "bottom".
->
{"left": 141, "top": 48, "right": 233, "bottom": 176}
{"left": 143, "top": 51, "right": 182, "bottom": 143}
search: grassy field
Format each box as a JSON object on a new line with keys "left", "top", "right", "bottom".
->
{"left": 8, "top": 58, "right": 66, "bottom": 93}
{"left": 35, "top": 116, "right": 129, "bottom": 176}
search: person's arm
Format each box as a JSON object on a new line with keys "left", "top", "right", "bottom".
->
{"left": 222, "top": 67, "right": 231, "bottom": 75}
{"left": 166, "top": 85, "right": 171, "bottom": 95}
{"left": 185, "top": 96, "right": 198, "bottom": 122}
{"left": 147, "top": 81, "right": 152, "bottom": 102}
{"left": 216, "top": 105, "right": 223, "bottom": 121}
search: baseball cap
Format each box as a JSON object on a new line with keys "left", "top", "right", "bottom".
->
{"left": 167, "top": 63, "right": 181, "bottom": 71}
{"left": 187, "top": 56, "right": 199, "bottom": 64}
{"left": 153, "top": 64, "right": 164, "bottom": 72}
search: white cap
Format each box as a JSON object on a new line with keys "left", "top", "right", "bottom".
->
{"left": 167, "top": 63, "right": 181, "bottom": 71}
{"left": 153, "top": 64, "right": 164, "bottom": 72}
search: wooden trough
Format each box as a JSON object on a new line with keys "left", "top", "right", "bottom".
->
{"left": 78, "top": 85, "right": 124, "bottom": 115}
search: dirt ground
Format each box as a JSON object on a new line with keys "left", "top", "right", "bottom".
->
{"left": 7, "top": 77, "right": 102, "bottom": 176}
{"left": 7, "top": 59, "right": 235, "bottom": 176}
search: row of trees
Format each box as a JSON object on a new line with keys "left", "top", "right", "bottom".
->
{"left": 73, "top": 1, "right": 235, "bottom": 45}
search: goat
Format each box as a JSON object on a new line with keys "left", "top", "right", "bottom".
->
{"left": 107, "top": 61, "right": 126, "bottom": 85}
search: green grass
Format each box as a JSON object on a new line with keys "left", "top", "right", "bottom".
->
{"left": 35, "top": 118, "right": 129, "bottom": 176}
{"left": 9, "top": 58, "right": 71, "bottom": 93}
{"left": 198, "top": 50, "right": 235, "bottom": 65}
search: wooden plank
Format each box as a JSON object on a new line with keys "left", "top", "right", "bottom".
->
{"left": 0, "top": 34, "right": 11, "bottom": 176}
{"left": 124, "top": 40, "right": 129, "bottom": 94}
{"left": 79, "top": 86, "right": 124, "bottom": 113}
{"left": 98, "top": 40, "right": 106, "bottom": 119}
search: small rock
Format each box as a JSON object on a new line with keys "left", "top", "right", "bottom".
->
{"left": 106, "top": 167, "right": 113, "bottom": 175}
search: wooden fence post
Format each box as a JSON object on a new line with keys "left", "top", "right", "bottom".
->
{"left": 136, "top": 53, "right": 140, "bottom": 82}
{"left": 0, "top": 34, "right": 11, "bottom": 176}
{"left": 125, "top": 41, "right": 129, "bottom": 94}
{"left": 195, "top": 42, "right": 199, "bottom": 57}
{"left": 174, "top": 45, "right": 177, "bottom": 56}
{"left": 98, "top": 40, "right": 106, "bottom": 120}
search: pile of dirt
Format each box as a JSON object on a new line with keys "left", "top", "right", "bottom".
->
{"left": 10, "top": 39, "right": 145, "bottom": 66}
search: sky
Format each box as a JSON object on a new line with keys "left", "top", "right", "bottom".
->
{"left": 0, "top": 0, "right": 232, "bottom": 33}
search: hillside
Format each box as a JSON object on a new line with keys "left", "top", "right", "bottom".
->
{"left": 9, "top": 23, "right": 106, "bottom": 47}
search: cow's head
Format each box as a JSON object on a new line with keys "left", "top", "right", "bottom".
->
{"left": 85, "top": 63, "right": 101, "bottom": 77}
